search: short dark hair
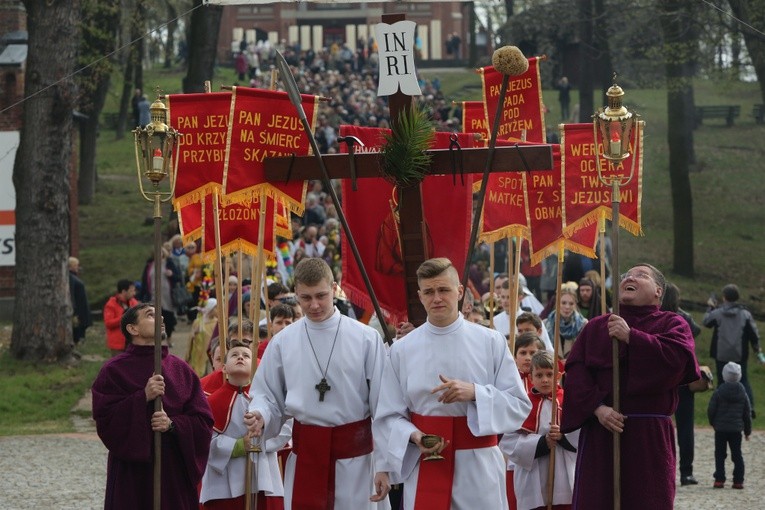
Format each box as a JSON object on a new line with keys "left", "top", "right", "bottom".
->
{"left": 270, "top": 303, "right": 295, "bottom": 321}
{"left": 225, "top": 340, "right": 250, "bottom": 360}
{"left": 516, "top": 312, "right": 543, "bottom": 331}
{"left": 514, "top": 331, "right": 545, "bottom": 355}
{"left": 723, "top": 284, "right": 740, "bottom": 302}
{"left": 661, "top": 282, "right": 680, "bottom": 313}
{"left": 267, "top": 282, "right": 290, "bottom": 300}
{"left": 120, "top": 303, "right": 152, "bottom": 345}
{"left": 117, "top": 279, "right": 133, "bottom": 293}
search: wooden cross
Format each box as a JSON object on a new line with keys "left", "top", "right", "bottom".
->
{"left": 315, "top": 377, "right": 331, "bottom": 402}
{"left": 264, "top": 14, "right": 553, "bottom": 326}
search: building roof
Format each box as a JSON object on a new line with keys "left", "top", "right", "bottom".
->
{"left": 0, "top": 44, "right": 27, "bottom": 65}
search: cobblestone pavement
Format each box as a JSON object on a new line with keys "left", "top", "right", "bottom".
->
{"left": 0, "top": 426, "right": 762, "bottom": 509}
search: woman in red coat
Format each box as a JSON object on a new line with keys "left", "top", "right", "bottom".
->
{"left": 103, "top": 279, "right": 139, "bottom": 356}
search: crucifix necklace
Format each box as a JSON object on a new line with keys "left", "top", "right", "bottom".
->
{"left": 304, "top": 316, "right": 342, "bottom": 402}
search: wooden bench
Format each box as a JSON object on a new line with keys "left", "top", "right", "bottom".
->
{"left": 694, "top": 105, "right": 740, "bottom": 127}
{"left": 753, "top": 104, "right": 764, "bottom": 125}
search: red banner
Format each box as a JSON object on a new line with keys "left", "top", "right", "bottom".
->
{"left": 167, "top": 92, "right": 231, "bottom": 208}
{"left": 201, "top": 193, "right": 276, "bottom": 260}
{"left": 222, "top": 87, "right": 315, "bottom": 214}
{"left": 178, "top": 201, "right": 202, "bottom": 242}
{"left": 479, "top": 57, "right": 546, "bottom": 144}
{"left": 462, "top": 100, "right": 489, "bottom": 141}
{"left": 478, "top": 139, "right": 544, "bottom": 243}
{"left": 560, "top": 123, "right": 644, "bottom": 237}
{"left": 339, "top": 125, "right": 475, "bottom": 324}
{"left": 524, "top": 144, "right": 598, "bottom": 266}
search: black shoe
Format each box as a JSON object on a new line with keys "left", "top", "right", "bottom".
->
{"left": 681, "top": 475, "right": 698, "bottom": 486}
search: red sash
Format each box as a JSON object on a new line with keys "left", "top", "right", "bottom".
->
{"left": 291, "top": 417, "right": 373, "bottom": 510}
{"left": 411, "top": 413, "right": 498, "bottom": 510}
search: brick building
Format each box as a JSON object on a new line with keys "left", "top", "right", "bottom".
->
{"left": 217, "top": 1, "right": 472, "bottom": 65}
{"left": 0, "top": 0, "right": 25, "bottom": 318}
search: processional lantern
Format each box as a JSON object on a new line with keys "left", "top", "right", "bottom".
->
{"left": 133, "top": 93, "right": 179, "bottom": 192}
{"left": 131, "top": 91, "right": 179, "bottom": 510}
{"left": 592, "top": 76, "right": 641, "bottom": 510}
{"left": 593, "top": 78, "right": 637, "bottom": 164}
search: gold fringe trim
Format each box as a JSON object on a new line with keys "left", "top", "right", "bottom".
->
{"left": 173, "top": 183, "right": 222, "bottom": 210}
{"left": 479, "top": 225, "right": 530, "bottom": 245}
{"left": 221, "top": 183, "right": 307, "bottom": 217}
{"left": 563, "top": 208, "right": 643, "bottom": 238}
{"left": 530, "top": 238, "right": 596, "bottom": 267}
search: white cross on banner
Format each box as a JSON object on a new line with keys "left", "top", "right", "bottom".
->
{"left": 374, "top": 20, "right": 422, "bottom": 97}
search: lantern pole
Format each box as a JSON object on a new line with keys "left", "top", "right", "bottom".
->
{"left": 592, "top": 76, "right": 640, "bottom": 510}
{"left": 132, "top": 91, "right": 179, "bottom": 510}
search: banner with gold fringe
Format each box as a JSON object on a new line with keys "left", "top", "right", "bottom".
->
{"left": 478, "top": 139, "right": 539, "bottom": 243}
{"left": 222, "top": 87, "right": 316, "bottom": 214}
{"left": 525, "top": 143, "right": 598, "bottom": 266}
{"left": 177, "top": 200, "right": 202, "bottom": 243}
{"left": 561, "top": 122, "right": 644, "bottom": 237}
{"left": 479, "top": 57, "right": 546, "bottom": 143}
{"left": 200, "top": 192, "right": 276, "bottom": 260}
{"left": 167, "top": 92, "right": 231, "bottom": 209}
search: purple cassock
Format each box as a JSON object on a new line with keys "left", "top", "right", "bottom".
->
{"left": 92, "top": 344, "right": 214, "bottom": 509}
{"left": 561, "top": 304, "right": 700, "bottom": 510}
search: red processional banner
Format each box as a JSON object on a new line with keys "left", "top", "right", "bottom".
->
{"left": 560, "top": 122, "right": 644, "bottom": 237}
{"left": 479, "top": 57, "right": 546, "bottom": 144}
{"left": 524, "top": 143, "right": 598, "bottom": 266}
{"left": 222, "top": 87, "right": 316, "bottom": 214}
{"left": 201, "top": 193, "right": 276, "bottom": 260}
{"left": 167, "top": 92, "right": 231, "bottom": 208}
{"left": 478, "top": 139, "right": 543, "bottom": 243}
{"left": 462, "top": 100, "right": 489, "bottom": 141}
{"left": 338, "top": 125, "right": 476, "bottom": 324}
{"left": 177, "top": 201, "right": 203, "bottom": 242}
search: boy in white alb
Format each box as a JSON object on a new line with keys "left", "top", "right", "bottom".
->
{"left": 200, "top": 341, "right": 289, "bottom": 509}
{"left": 501, "top": 350, "right": 579, "bottom": 510}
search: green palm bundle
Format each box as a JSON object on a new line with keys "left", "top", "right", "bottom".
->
{"left": 381, "top": 105, "right": 434, "bottom": 187}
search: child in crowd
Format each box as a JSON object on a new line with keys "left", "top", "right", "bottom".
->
{"left": 257, "top": 303, "right": 295, "bottom": 359}
{"left": 200, "top": 340, "right": 288, "bottom": 509}
{"left": 708, "top": 361, "right": 752, "bottom": 489}
{"left": 504, "top": 332, "right": 547, "bottom": 510}
{"left": 502, "top": 351, "right": 578, "bottom": 510}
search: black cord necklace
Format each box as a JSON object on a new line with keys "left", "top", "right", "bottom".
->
{"left": 304, "top": 316, "right": 342, "bottom": 402}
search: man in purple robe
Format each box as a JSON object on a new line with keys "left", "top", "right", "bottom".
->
{"left": 92, "top": 303, "right": 213, "bottom": 509}
{"left": 561, "top": 263, "right": 700, "bottom": 510}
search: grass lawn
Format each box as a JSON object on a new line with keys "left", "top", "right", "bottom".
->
{"left": 1, "top": 63, "right": 764, "bottom": 435}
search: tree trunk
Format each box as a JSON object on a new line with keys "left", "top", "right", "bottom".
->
{"left": 11, "top": 0, "right": 80, "bottom": 361}
{"left": 116, "top": 0, "right": 143, "bottom": 139}
{"left": 577, "top": 0, "right": 595, "bottom": 122}
{"left": 728, "top": 0, "right": 765, "bottom": 104}
{"left": 164, "top": 1, "right": 178, "bottom": 69}
{"left": 659, "top": 0, "right": 698, "bottom": 277}
{"left": 78, "top": 0, "right": 120, "bottom": 205}
{"left": 183, "top": 0, "right": 223, "bottom": 93}
{"left": 593, "top": 0, "right": 613, "bottom": 96}
{"left": 78, "top": 77, "right": 111, "bottom": 205}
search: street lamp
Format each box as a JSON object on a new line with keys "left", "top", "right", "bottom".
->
{"left": 132, "top": 92, "right": 178, "bottom": 510}
{"left": 592, "top": 76, "right": 641, "bottom": 510}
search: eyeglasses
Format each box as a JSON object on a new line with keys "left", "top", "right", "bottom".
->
{"left": 619, "top": 271, "right": 654, "bottom": 282}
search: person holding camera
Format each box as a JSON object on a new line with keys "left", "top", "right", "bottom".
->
{"left": 704, "top": 284, "right": 764, "bottom": 419}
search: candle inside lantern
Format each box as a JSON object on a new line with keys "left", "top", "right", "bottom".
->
{"left": 152, "top": 148, "right": 163, "bottom": 172}
{"left": 609, "top": 126, "right": 621, "bottom": 156}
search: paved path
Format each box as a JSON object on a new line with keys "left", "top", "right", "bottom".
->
{"left": 1, "top": 320, "right": 762, "bottom": 508}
